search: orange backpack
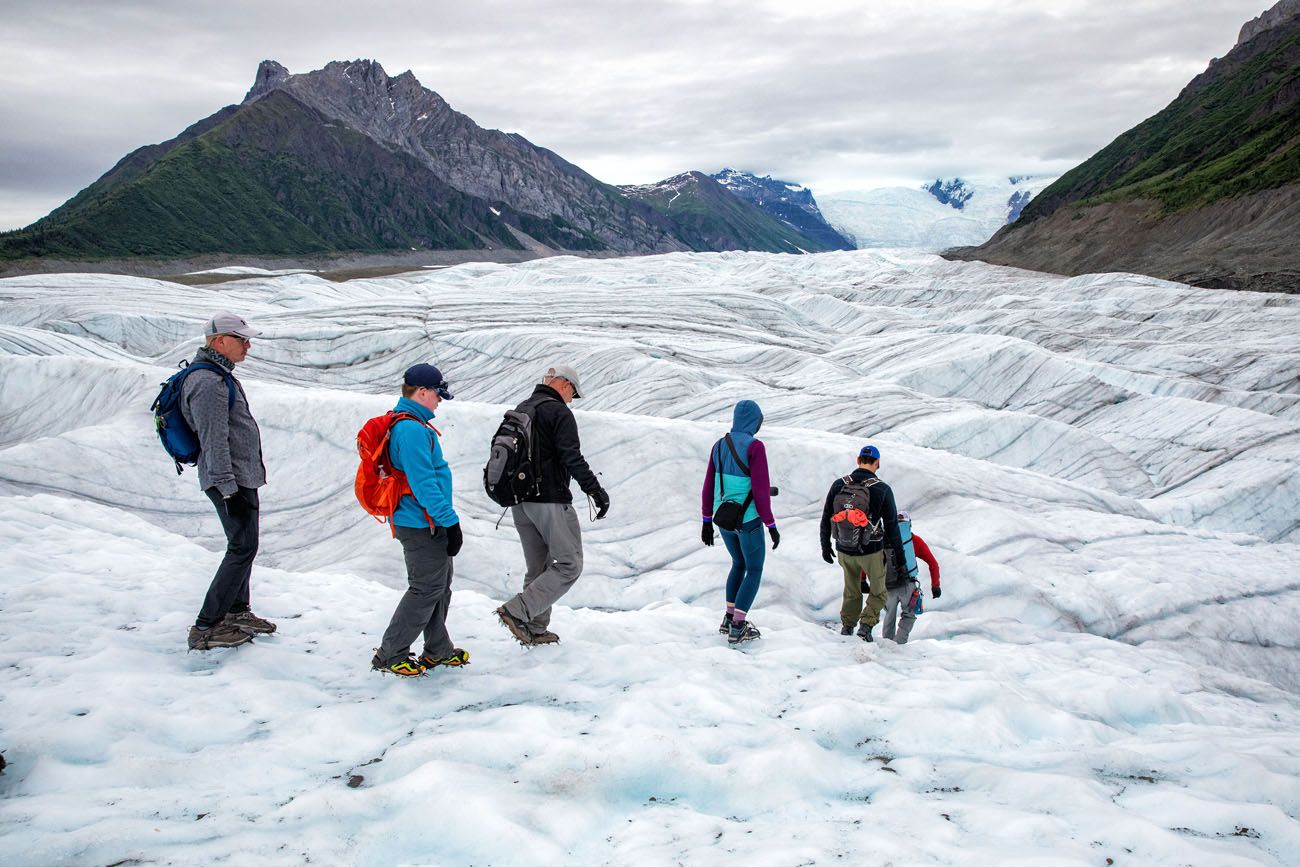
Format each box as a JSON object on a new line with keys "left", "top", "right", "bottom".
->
{"left": 355, "top": 411, "right": 436, "bottom": 532}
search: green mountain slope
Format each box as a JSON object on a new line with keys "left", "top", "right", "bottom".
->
{"left": 624, "top": 172, "right": 834, "bottom": 253}
{"left": 0, "top": 92, "right": 601, "bottom": 260}
{"left": 1021, "top": 19, "right": 1300, "bottom": 220}
{"left": 951, "top": 10, "right": 1300, "bottom": 292}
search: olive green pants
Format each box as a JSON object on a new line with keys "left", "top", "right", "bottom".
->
{"left": 839, "top": 550, "right": 887, "bottom": 629}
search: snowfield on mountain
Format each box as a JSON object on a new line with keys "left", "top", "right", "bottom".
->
{"left": 1, "top": 249, "right": 1298, "bottom": 865}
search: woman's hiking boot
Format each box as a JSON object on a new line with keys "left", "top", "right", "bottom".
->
{"left": 188, "top": 622, "right": 253, "bottom": 650}
{"left": 719, "top": 612, "right": 734, "bottom": 634}
{"left": 223, "top": 609, "right": 277, "bottom": 634}
{"left": 419, "top": 648, "right": 470, "bottom": 668}
{"left": 728, "top": 620, "right": 761, "bottom": 645}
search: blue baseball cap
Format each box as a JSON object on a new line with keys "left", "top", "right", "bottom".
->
{"left": 859, "top": 445, "right": 880, "bottom": 461}
{"left": 404, "top": 363, "right": 454, "bottom": 399}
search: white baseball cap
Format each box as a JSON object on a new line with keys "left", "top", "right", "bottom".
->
{"left": 544, "top": 363, "right": 584, "bottom": 398}
{"left": 203, "top": 312, "right": 260, "bottom": 339}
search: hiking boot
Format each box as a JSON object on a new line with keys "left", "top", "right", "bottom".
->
{"left": 496, "top": 606, "right": 535, "bottom": 646}
{"left": 371, "top": 652, "right": 425, "bottom": 677}
{"left": 223, "top": 609, "right": 277, "bottom": 635}
{"left": 719, "top": 613, "right": 734, "bottom": 634}
{"left": 728, "top": 621, "right": 761, "bottom": 645}
{"left": 188, "top": 623, "right": 253, "bottom": 650}
{"left": 531, "top": 631, "right": 560, "bottom": 645}
{"left": 419, "top": 648, "right": 470, "bottom": 668}
{"left": 858, "top": 623, "right": 874, "bottom": 643}
{"left": 840, "top": 624, "right": 854, "bottom": 636}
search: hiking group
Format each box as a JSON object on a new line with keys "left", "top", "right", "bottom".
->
{"left": 156, "top": 312, "right": 942, "bottom": 673}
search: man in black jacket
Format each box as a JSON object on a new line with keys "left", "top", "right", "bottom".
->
{"left": 819, "top": 445, "right": 907, "bottom": 642}
{"left": 496, "top": 364, "right": 610, "bottom": 645}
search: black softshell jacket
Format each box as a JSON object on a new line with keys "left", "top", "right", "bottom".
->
{"left": 520, "top": 384, "right": 600, "bottom": 504}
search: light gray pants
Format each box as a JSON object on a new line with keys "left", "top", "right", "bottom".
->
{"left": 378, "top": 525, "right": 454, "bottom": 664}
{"left": 881, "top": 582, "right": 918, "bottom": 644}
{"left": 504, "top": 501, "right": 583, "bottom": 637}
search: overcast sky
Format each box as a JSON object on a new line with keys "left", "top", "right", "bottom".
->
{"left": 0, "top": 0, "right": 1271, "bottom": 229}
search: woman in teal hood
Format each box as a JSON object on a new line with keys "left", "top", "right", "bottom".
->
{"left": 700, "top": 399, "right": 780, "bottom": 644}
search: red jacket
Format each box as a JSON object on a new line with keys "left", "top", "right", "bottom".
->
{"left": 912, "top": 533, "right": 941, "bottom": 591}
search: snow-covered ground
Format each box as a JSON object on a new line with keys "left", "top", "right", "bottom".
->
{"left": 1, "top": 250, "right": 1298, "bottom": 865}
{"left": 820, "top": 177, "right": 1057, "bottom": 250}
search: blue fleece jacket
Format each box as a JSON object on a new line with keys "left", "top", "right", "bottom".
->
{"left": 388, "top": 397, "right": 459, "bottom": 529}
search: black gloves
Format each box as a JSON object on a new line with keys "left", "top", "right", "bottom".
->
{"left": 445, "top": 522, "right": 464, "bottom": 557}
{"left": 591, "top": 487, "right": 610, "bottom": 519}
{"left": 822, "top": 546, "right": 834, "bottom": 564}
{"left": 701, "top": 522, "right": 714, "bottom": 547}
{"left": 224, "top": 489, "right": 256, "bottom": 517}
{"left": 768, "top": 526, "right": 781, "bottom": 549}
{"left": 932, "top": 585, "right": 942, "bottom": 599}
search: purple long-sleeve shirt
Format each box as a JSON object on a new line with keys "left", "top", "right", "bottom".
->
{"left": 701, "top": 439, "right": 776, "bottom": 528}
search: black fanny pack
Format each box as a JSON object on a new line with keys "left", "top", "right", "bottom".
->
{"left": 712, "top": 435, "right": 754, "bottom": 531}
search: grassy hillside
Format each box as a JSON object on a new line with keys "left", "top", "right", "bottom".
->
{"left": 0, "top": 93, "right": 603, "bottom": 260}
{"left": 1020, "top": 20, "right": 1300, "bottom": 221}
{"left": 628, "top": 172, "right": 831, "bottom": 253}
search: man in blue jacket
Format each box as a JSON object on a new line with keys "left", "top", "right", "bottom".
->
{"left": 372, "top": 363, "right": 467, "bottom": 677}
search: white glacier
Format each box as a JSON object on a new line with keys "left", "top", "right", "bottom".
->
{"left": 0, "top": 249, "right": 1298, "bottom": 865}
{"left": 820, "top": 177, "right": 1059, "bottom": 251}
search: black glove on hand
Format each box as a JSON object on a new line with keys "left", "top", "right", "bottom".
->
{"left": 932, "top": 585, "right": 942, "bottom": 599}
{"left": 224, "top": 489, "right": 253, "bottom": 517}
{"left": 592, "top": 487, "right": 610, "bottom": 520}
{"left": 822, "top": 547, "right": 834, "bottom": 564}
{"left": 768, "top": 526, "right": 781, "bottom": 549}
{"left": 444, "top": 522, "right": 464, "bottom": 557}
{"left": 701, "top": 522, "right": 714, "bottom": 547}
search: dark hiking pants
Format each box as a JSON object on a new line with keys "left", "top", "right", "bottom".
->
{"left": 378, "top": 525, "right": 455, "bottom": 665}
{"left": 197, "top": 486, "right": 260, "bottom": 628}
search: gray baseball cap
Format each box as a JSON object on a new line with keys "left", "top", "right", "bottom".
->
{"left": 544, "top": 363, "right": 584, "bottom": 398}
{"left": 203, "top": 312, "right": 260, "bottom": 339}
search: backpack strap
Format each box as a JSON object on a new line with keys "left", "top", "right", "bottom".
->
{"left": 186, "top": 361, "right": 237, "bottom": 409}
{"left": 724, "top": 434, "right": 751, "bottom": 476}
{"left": 384, "top": 410, "right": 437, "bottom": 530}
{"left": 713, "top": 441, "right": 726, "bottom": 499}
{"left": 718, "top": 435, "right": 754, "bottom": 519}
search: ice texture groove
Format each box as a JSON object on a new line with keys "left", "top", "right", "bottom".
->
{"left": 1, "top": 249, "right": 1298, "bottom": 865}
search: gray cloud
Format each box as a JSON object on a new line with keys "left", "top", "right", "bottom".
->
{"left": 0, "top": 0, "right": 1269, "bottom": 228}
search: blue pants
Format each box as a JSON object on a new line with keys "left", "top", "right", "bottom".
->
{"left": 721, "top": 524, "right": 765, "bottom": 614}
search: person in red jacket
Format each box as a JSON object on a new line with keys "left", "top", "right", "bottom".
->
{"left": 880, "top": 511, "right": 941, "bottom": 644}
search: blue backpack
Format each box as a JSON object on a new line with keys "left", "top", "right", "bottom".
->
{"left": 151, "top": 361, "right": 235, "bottom": 474}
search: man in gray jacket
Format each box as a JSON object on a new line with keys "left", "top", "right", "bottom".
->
{"left": 180, "top": 312, "right": 273, "bottom": 650}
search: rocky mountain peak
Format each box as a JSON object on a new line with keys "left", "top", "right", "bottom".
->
{"left": 1237, "top": 0, "right": 1300, "bottom": 46}
{"left": 244, "top": 60, "right": 290, "bottom": 102}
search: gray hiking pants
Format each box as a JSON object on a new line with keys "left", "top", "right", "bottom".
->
{"left": 881, "top": 581, "right": 918, "bottom": 644}
{"left": 378, "top": 525, "right": 455, "bottom": 665}
{"left": 504, "top": 501, "right": 583, "bottom": 638}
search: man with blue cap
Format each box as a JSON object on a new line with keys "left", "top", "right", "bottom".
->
{"left": 371, "top": 363, "right": 467, "bottom": 677}
{"left": 819, "top": 444, "right": 908, "bottom": 642}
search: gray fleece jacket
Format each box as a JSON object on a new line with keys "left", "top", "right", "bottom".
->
{"left": 180, "top": 346, "right": 266, "bottom": 497}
